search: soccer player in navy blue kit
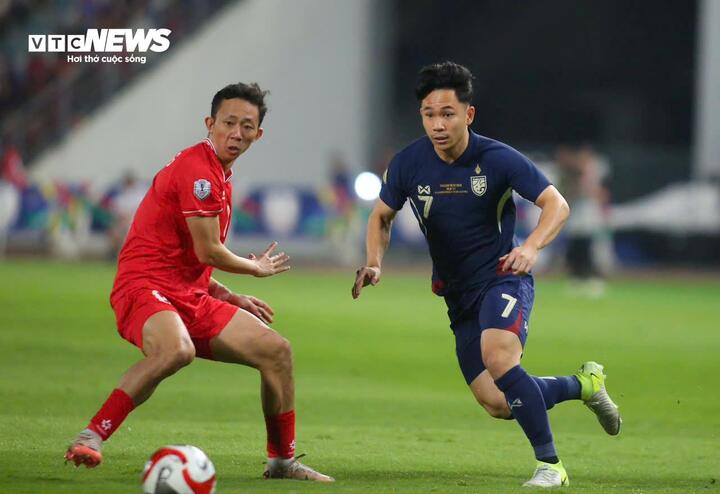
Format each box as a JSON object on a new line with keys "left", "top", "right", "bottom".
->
{"left": 352, "top": 62, "right": 621, "bottom": 488}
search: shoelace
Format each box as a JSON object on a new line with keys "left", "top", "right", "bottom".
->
{"left": 288, "top": 454, "right": 318, "bottom": 473}
{"left": 265, "top": 453, "right": 310, "bottom": 473}
{"left": 533, "top": 466, "right": 557, "bottom": 483}
{"left": 72, "top": 430, "right": 101, "bottom": 451}
{"left": 289, "top": 454, "right": 330, "bottom": 479}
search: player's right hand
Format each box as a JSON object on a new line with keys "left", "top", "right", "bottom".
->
{"left": 352, "top": 266, "right": 381, "bottom": 299}
{"left": 252, "top": 241, "right": 291, "bottom": 277}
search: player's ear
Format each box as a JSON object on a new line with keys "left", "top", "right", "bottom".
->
{"left": 255, "top": 127, "right": 264, "bottom": 141}
{"left": 466, "top": 105, "right": 476, "bottom": 126}
{"left": 204, "top": 116, "right": 215, "bottom": 134}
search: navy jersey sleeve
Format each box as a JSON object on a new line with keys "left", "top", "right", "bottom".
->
{"left": 379, "top": 155, "right": 407, "bottom": 210}
{"left": 503, "top": 148, "right": 552, "bottom": 202}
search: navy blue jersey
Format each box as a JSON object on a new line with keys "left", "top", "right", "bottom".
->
{"left": 380, "top": 131, "right": 551, "bottom": 319}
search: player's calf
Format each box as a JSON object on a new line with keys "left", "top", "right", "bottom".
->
{"left": 477, "top": 397, "right": 512, "bottom": 419}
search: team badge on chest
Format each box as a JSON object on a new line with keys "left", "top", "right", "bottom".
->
{"left": 193, "top": 179, "right": 211, "bottom": 200}
{"left": 471, "top": 175, "right": 487, "bottom": 197}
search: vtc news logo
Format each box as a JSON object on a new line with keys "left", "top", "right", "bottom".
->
{"left": 28, "top": 29, "right": 171, "bottom": 53}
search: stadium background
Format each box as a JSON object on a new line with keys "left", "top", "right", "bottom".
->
{"left": 1, "top": 1, "right": 718, "bottom": 492}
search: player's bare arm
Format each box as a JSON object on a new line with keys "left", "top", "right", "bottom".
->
{"left": 500, "top": 185, "right": 570, "bottom": 275}
{"left": 186, "top": 215, "right": 290, "bottom": 277}
{"left": 352, "top": 199, "right": 397, "bottom": 299}
{"left": 209, "top": 277, "right": 275, "bottom": 324}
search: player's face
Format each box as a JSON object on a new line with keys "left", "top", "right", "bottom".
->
{"left": 205, "top": 98, "right": 264, "bottom": 166}
{"left": 420, "top": 89, "right": 475, "bottom": 156}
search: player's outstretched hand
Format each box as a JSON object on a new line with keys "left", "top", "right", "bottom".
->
{"left": 228, "top": 293, "right": 275, "bottom": 324}
{"left": 499, "top": 244, "right": 538, "bottom": 276}
{"left": 352, "top": 266, "right": 381, "bottom": 299}
{"left": 252, "top": 241, "right": 291, "bottom": 277}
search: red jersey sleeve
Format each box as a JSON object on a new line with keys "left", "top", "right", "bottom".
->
{"left": 173, "top": 154, "right": 225, "bottom": 218}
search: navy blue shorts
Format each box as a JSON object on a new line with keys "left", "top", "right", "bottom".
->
{"left": 451, "top": 276, "right": 535, "bottom": 385}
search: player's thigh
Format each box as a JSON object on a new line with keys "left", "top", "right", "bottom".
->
{"left": 209, "top": 308, "right": 290, "bottom": 368}
{"left": 469, "top": 370, "right": 511, "bottom": 418}
{"left": 452, "top": 317, "right": 487, "bottom": 385}
{"left": 141, "top": 310, "right": 195, "bottom": 359}
{"left": 478, "top": 277, "right": 534, "bottom": 369}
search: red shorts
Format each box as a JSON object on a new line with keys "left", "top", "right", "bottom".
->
{"left": 111, "top": 286, "right": 238, "bottom": 359}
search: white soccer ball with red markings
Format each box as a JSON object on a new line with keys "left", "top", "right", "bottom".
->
{"left": 142, "top": 445, "right": 216, "bottom": 494}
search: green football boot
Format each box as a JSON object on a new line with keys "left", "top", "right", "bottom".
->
{"left": 576, "top": 361, "right": 622, "bottom": 435}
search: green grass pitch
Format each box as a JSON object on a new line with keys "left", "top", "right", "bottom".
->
{"left": 1, "top": 259, "right": 719, "bottom": 493}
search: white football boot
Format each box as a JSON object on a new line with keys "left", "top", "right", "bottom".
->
{"left": 263, "top": 454, "right": 334, "bottom": 482}
{"left": 523, "top": 460, "right": 569, "bottom": 488}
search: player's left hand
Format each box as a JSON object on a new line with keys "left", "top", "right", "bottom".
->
{"left": 499, "top": 244, "right": 538, "bottom": 276}
{"left": 227, "top": 293, "right": 275, "bottom": 324}
{"left": 251, "top": 241, "right": 291, "bottom": 278}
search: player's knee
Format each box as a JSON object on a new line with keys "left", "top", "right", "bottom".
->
{"left": 267, "top": 336, "right": 293, "bottom": 372}
{"left": 482, "top": 353, "right": 513, "bottom": 378}
{"left": 155, "top": 341, "right": 195, "bottom": 375}
{"left": 276, "top": 336, "right": 293, "bottom": 366}
{"left": 174, "top": 343, "right": 196, "bottom": 368}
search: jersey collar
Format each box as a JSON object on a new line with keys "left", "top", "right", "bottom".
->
{"left": 428, "top": 129, "right": 477, "bottom": 167}
{"left": 203, "top": 138, "right": 233, "bottom": 182}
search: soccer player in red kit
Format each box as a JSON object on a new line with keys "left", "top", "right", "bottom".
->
{"left": 64, "top": 82, "right": 334, "bottom": 483}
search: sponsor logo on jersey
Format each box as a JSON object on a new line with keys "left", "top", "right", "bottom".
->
{"left": 509, "top": 398, "right": 523, "bottom": 409}
{"left": 152, "top": 290, "right": 171, "bottom": 304}
{"left": 194, "top": 179, "right": 211, "bottom": 200}
{"left": 418, "top": 185, "right": 431, "bottom": 194}
{"left": 475, "top": 164, "right": 482, "bottom": 174}
{"left": 471, "top": 175, "right": 487, "bottom": 196}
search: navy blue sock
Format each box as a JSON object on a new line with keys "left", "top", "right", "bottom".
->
{"left": 495, "top": 365, "right": 556, "bottom": 461}
{"left": 531, "top": 376, "right": 581, "bottom": 410}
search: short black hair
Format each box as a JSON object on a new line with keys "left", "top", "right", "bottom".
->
{"left": 415, "top": 61, "right": 474, "bottom": 104}
{"left": 210, "top": 82, "right": 269, "bottom": 124}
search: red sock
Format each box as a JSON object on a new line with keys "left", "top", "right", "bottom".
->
{"left": 265, "top": 410, "right": 296, "bottom": 459}
{"left": 87, "top": 388, "right": 135, "bottom": 440}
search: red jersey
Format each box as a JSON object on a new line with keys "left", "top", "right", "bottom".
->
{"left": 111, "top": 139, "right": 233, "bottom": 303}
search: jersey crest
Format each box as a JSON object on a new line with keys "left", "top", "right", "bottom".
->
{"left": 193, "top": 179, "right": 211, "bottom": 200}
{"left": 471, "top": 175, "right": 487, "bottom": 197}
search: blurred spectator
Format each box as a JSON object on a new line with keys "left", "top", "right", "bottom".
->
{"left": 555, "top": 144, "right": 611, "bottom": 295}
{"left": 108, "top": 171, "right": 146, "bottom": 256}
{"left": 0, "top": 181, "right": 19, "bottom": 256}
{"left": 1, "top": 131, "right": 28, "bottom": 189}
{"left": 0, "top": 131, "right": 25, "bottom": 256}
{"left": 329, "top": 152, "right": 354, "bottom": 216}
{"left": 323, "top": 152, "right": 360, "bottom": 265}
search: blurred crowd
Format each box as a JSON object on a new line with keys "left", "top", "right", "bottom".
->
{"left": 0, "top": 138, "right": 616, "bottom": 284}
{"left": 0, "top": 143, "right": 370, "bottom": 261}
{"left": 0, "top": 0, "right": 230, "bottom": 164}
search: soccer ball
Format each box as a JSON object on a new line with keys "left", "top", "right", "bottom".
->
{"left": 142, "top": 445, "right": 216, "bottom": 494}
